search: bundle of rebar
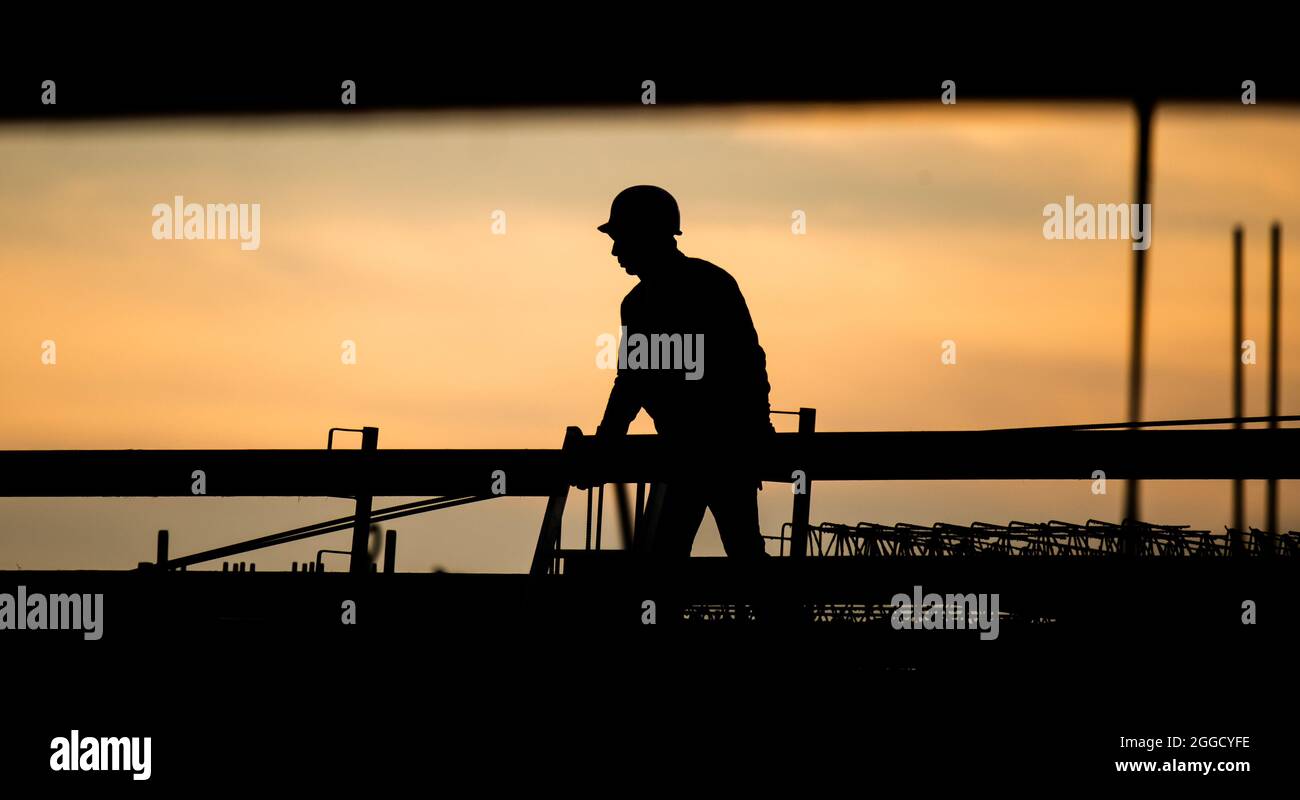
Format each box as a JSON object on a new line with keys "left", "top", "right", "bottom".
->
{"left": 773, "top": 520, "right": 1300, "bottom": 557}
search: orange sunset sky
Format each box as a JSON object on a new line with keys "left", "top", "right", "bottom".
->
{"left": 1, "top": 102, "right": 1297, "bottom": 571}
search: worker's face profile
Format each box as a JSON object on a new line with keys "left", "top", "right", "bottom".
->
{"left": 607, "top": 231, "right": 662, "bottom": 276}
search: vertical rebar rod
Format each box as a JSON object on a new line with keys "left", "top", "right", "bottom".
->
{"left": 1233, "top": 226, "right": 1245, "bottom": 545}
{"left": 1267, "top": 222, "right": 1282, "bottom": 533}
{"left": 595, "top": 484, "right": 604, "bottom": 550}
{"left": 1123, "top": 97, "right": 1155, "bottom": 530}
{"left": 585, "top": 487, "right": 593, "bottom": 550}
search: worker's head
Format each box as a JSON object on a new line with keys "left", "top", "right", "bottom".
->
{"left": 597, "top": 185, "right": 681, "bottom": 276}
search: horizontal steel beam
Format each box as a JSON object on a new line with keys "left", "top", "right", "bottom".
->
{"left": 0, "top": 428, "right": 1295, "bottom": 497}
{"left": 0, "top": 449, "right": 567, "bottom": 497}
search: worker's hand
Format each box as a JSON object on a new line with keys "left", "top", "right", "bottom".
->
{"left": 593, "top": 424, "right": 625, "bottom": 446}
{"left": 574, "top": 464, "right": 603, "bottom": 491}
{"left": 575, "top": 426, "right": 621, "bottom": 489}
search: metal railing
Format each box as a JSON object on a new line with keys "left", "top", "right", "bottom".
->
{"left": 2, "top": 414, "right": 1298, "bottom": 575}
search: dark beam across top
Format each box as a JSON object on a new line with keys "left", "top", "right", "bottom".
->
{"left": 2, "top": 74, "right": 1294, "bottom": 121}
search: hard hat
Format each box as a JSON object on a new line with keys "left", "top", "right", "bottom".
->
{"left": 597, "top": 185, "right": 682, "bottom": 237}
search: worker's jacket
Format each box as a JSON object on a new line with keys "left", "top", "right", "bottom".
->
{"left": 598, "top": 251, "right": 774, "bottom": 470}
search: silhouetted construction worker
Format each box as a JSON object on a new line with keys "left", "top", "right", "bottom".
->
{"left": 595, "top": 185, "right": 774, "bottom": 559}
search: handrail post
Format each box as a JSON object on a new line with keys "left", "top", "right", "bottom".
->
{"left": 530, "top": 427, "right": 582, "bottom": 575}
{"left": 789, "top": 408, "right": 816, "bottom": 558}
{"left": 348, "top": 426, "right": 379, "bottom": 574}
{"left": 156, "top": 529, "right": 169, "bottom": 570}
{"left": 383, "top": 529, "right": 397, "bottom": 574}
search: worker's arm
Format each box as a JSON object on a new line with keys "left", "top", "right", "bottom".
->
{"left": 583, "top": 303, "right": 642, "bottom": 490}
{"left": 597, "top": 345, "right": 641, "bottom": 439}
{"left": 712, "top": 272, "right": 775, "bottom": 432}
{"left": 598, "top": 379, "right": 638, "bottom": 440}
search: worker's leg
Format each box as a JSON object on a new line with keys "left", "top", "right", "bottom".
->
{"left": 708, "top": 481, "right": 767, "bottom": 560}
{"left": 650, "top": 481, "right": 709, "bottom": 559}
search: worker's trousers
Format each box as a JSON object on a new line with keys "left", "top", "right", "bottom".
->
{"left": 648, "top": 477, "right": 767, "bottom": 560}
